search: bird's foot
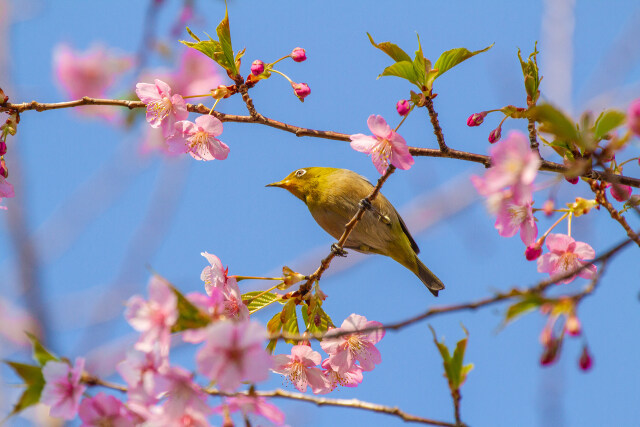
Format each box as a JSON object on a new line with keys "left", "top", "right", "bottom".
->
{"left": 330, "top": 243, "right": 348, "bottom": 257}
{"left": 359, "top": 198, "right": 391, "bottom": 225}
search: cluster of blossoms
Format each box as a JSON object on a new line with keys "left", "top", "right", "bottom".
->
{"left": 36, "top": 251, "right": 384, "bottom": 425}
{"left": 350, "top": 115, "right": 414, "bottom": 174}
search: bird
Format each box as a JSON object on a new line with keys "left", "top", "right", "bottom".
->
{"left": 266, "top": 167, "right": 445, "bottom": 296}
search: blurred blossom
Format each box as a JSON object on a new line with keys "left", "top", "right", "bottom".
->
{"left": 627, "top": 98, "right": 640, "bottom": 137}
{"left": 41, "top": 358, "right": 87, "bottom": 420}
{"left": 320, "top": 358, "right": 363, "bottom": 393}
{"left": 0, "top": 297, "right": 37, "bottom": 345}
{"left": 78, "top": 392, "right": 134, "bottom": 427}
{"left": 214, "top": 395, "right": 285, "bottom": 425}
{"left": 490, "top": 190, "right": 538, "bottom": 245}
{"left": 537, "top": 234, "right": 597, "bottom": 284}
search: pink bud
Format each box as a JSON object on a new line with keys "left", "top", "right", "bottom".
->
{"left": 0, "top": 140, "right": 6, "bottom": 156}
{"left": 0, "top": 159, "right": 7, "bottom": 178}
{"left": 396, "top": 100, "right": 410, "bottom": 116}
{"left": 525, "top": 244, "right": 542, "bottom": 261}
{"left": 609, "top": 183, "right": 632, "bottom": 202}
{"left": 291, "top": 47, "right": 307, "bottom": 62}
{"left": 467, "top": 112, "right": 487, "bottom": 127}
{"left": 565, "top": 176, "right": 579, "bottom": 185}
{"left": 488, "top": 127, "right": 501, "bottom": 143}
{"left": 627, "top": 98, "right": 640, "bottom": 137}
{"left": 251, "top": 60, "right": 265, "bottom": 76}
{"left": 579, "top": 345, "right": 593, "bottom": 371}
{"left": 565, "top": 314, "right": 581, "bottom": 336}
{"left": 543, "top": 200, "right": 554, "bottom": 217}
{"left": 292, "top": 82, "right": 310, "bottom": 101}
{"left": 540, "top": 337, "right": 561, "bottom": 366}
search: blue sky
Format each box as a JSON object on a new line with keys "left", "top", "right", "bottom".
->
{"left": 1, "top": 0, "right": 639, "bottom": 426}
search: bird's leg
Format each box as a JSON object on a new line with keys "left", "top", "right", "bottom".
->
{"left": 330, "top": 243, "right": 348, "bottom": 257}
{"left": 359, "top": 198, "right": 391, "bottom": 225}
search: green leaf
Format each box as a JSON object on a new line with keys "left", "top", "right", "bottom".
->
{"left": 504, "top": 294, "right": 546, "bottom": 324}
{"left": 301, "top": 298, "right": 335, "bottom": 334}
{"left": 529, "top": 104, "right": 580, "bottom": 142}
{"left": 281, "top": 299, "right": 300, "bottom": 345}
{"left": 518, "top": 43, "right": 541, "bottom": 104}
{"left": 367, "top": 33, "right": 412, "bottom": 63}
{"left": 168, "top": 282, "right": 211, "bottom": 333}
{"left": 433, "top": 44, "right": 493, "bottom": 80}
{"left": 242, "top": 291, "right": 282, "bottom": 314}
{"left": 4, "top": 362, "right": 45, "bottom": 417}
{"left": 216, "top": 4, "right": 237, "bottom": 75}
{"left": 429, "top": 325, "right": 473, "bottom": 392}
{"left": 26, "top": 333, "right": 58, "bottom": 366}
{"left": 594, "top": 110, "right": 626, "bottom": 140}
{"left": 379, "top": 61, "right": 419, "bottom": 85}
{"left": 412, "top": 34, "right": 430, "bottom": 87}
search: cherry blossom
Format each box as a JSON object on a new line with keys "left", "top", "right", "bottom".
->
{"left": 489, "top": 190, "right": 538, "bottom": 245}
{"left": 350, "top": 115, "right": 414, "bottom": 174}
{"left": 196, "top": 320, "right": 271, "bottom": 392}
{"left": 628, "top": 98, "right": 640, "bottom": 136}
{"left": 155, "top": 366, "right": 211, "bottom": 424}
{"left": 125, "top": 276, "right": 178, "bottom": 354}
{"left": 41, "top": 358, "right": 87, "bottom": 420}
{"left": 396, "top": 99, "right": 410, "bottom": 116}
{"left": 136, "top": 79, "right": 188, "bottom": 137}
{"left": 537, "top": 234, "right": 597, "bottom": 284}
{"left": 320, "top": 313, "right": 385, "bottom": 374}
{"left": 320, "top": 358, "right": 363, "bottom": 393}
{"left": 0, "top": 175, "right": 14, "bottom": 210}
{"left": 167, "top": 115, "right": 230, "bottom": 161}
{"left": 117, "top": 348, "right": 168, "bottom": 406}
{"left": 215, "top": 395, "right": 285, "bottom": 425}
{"left": 272, "top": 345, "right": 328, "bottom": 394}
{"left": 471, "top": 131, "right": 540, "bottom": 198}
{"left": 200, "top": 251, "right": 229, "bottom": 295}
{"left": 291, "top": 82, "right": 311, "bottom": 101}
{"left": 78, "top": 392, "right": 134, "bottom": 427}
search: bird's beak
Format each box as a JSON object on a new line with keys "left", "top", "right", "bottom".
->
{"left": 265, "top": 179, "right": 289, "bottom": 188}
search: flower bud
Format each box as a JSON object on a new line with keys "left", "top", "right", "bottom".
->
{"left": 466, "top": 111, "right": 487, "bottom": 127}
{"left": 291, "top": 47, "right": 307, "bottom": 62}
{"left": 540, "top": 336, "right": 561, "bottom": 366}
{"left": 525, "top": 244, "right": 542, "bottom": 261}
{"left": 211, "top": 85, "right": 231, "bottom": 99}
{"left": 609, "top": 183, "right": 632, "bottom": 202}
{"left": 627, "top": 98, "right": 640, "bottom": 137}
{"left": 0, "top": 159, "right": 7, "bottom": 178}
{"left": 292, "top": 82, "right": 310, "bottom": 101}
{"left": 579, "top": 345, "right": 593, "bottom": 371}
{"left": 0, "top": 140, "right": 6, "bottom": 156}
{"left": 565, "top": 314, "right": 581, "bottom": 336}
{"left": 543, "top": 199, "right": 554, "bottom": 216}
{"left": 488, "top": 127, "right": 501, "bottom": 143}
{"left": 565, "top": 176, "right": 579, "bottom": 185}
{"left": 396, "top": 100, "right": 410, "bottom": 116}
{"left": 251, "top": 60, "right": 265, "bottom": 76}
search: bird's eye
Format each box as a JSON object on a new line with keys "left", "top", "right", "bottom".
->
{"left": 295, "top": 169, "right": 306, "bottom": 177}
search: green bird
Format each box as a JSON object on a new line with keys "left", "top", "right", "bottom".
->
{"left": 266, "top": 167, "right": 445, "bottom": 296}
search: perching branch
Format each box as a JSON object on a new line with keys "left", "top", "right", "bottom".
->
{"left": 2, "top": 97, "right": 640, "bottom": 188}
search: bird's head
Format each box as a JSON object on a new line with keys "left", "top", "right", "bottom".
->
{"left": 266, "top": 167, "right": 331, "bottom": 201}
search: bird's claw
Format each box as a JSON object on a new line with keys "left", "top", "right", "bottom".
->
{"left": 359, "top": 198, "right": 391, "bottom": 225}
{"left": 330, "top": 244, "right": 348, "bottom": 257}
{"left": 358, "top": 198, "right": 372, "bottom": 210}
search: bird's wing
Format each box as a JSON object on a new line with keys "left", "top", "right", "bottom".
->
{"left": 391, "top": 205, "right": 420, "bottom": 254}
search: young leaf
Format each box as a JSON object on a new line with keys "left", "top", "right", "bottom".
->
{"left": 301, "top": 298, "right": 334, "bottom": 334}
{"left": 529, "top": 104, "right": 580, "bottom": 142}
{"left": 433, "top": 44, "right": 493, "bottom": 81}
{"left": 504, "top": 294, "right": 546, "bottom": 325}
{"left": 379, "top": 61, "right": 419, "bottom": 85}
{"left": 367, "top": 33, "right": 412, "bottom": 63}
{"left": 412, "top": 34, "right": 430, "bottom": 87}
{"left": 242, "top": 291, "right": 283, "bottom": 314}
{"left": 4, "top": 362, "right": 45, "bottom": 417}
{"left": 216, "top": 5, "right": 237, "bottom": 75}
{"left": 26, "top": 332, "right": 58, "bottom": 366}
{"left": 518, "top": 43, "right": 541, "bottom": 104}
{"left": 168, "top": 283, "right": 211, "bottom": 333}
{"left": 429, "top": 325, "right": 474, "bottom": 392}
{"left": 266, "top": 311, "right": 283, "bottom": 354}
{"left": 281, "top": 299, "right": 300, "bottom": 344}
{"left": 594, "top": 110, "right": 626, "bottom": 140}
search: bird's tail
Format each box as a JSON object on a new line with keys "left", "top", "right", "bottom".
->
{"left": 415, "top": 257, "right": 445, "bottom": 297}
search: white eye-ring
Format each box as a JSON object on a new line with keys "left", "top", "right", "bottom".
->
{"left": 295, "top": 169, "right": 307, "bottom": 177}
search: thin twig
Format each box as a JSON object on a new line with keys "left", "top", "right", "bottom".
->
{"left": 527, "top": 118, "right": 541, "bottom": 157}
{"left": 588, "top": 178, "right": 640, "bottom": 247}
{"left": 424, "top": 96, "right": 449, "bottom": 152}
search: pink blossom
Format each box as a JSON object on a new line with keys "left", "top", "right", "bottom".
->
{"left": 167, "top": 115, "right": 230, "bottom": 161}
{"left": 0, "top": 175, "right": 14, "bottom": 198}
{"left": 272, "top": 345, "right": 328, "bottom": 394}
{"left": 196, "top": 320, "right": 271, "bottom": 392}
{"left": 125, "top": 276, "right": 178, "bottom": 354}
{"left": 490, "top": 190, "right": 538, "bottom": 245}
{"left": 53, "top": 43, "right": 132, "bottom": 100}
{"left": 537, "top": 234, "right": 597, "bottom": 284}
{"left": 609, "top": 183, "right": 632, "bottom": 202}
{"left": 579, "top": 345, "right": 593, "bottom": 371}
{"left": 78, "top": 392, "right": 134, "bottom": 427}
{"left": 215, "top": 395, "right": 285, "bottom": 425}
{"left": 525, "top": 244, "right": 542, "bottom": 261}
{"left": 320, "top": 358, "right": 363, "bottom": 393}
{"left": 117, "top": 348, "right": 168, "bottom": 405}
{"left": 41, "top": 358, "right": 87, "bottom": 420}
{"left": 291, "top": 47, "right": 307, "bottom": 62}
{"left": 320, "top": 314, "right": 385, "bottom": 374}
{"left": 471, "top": 131, "right": 540, "bottom": 198}
{"left": 200, "top": 251, "right": 228, "bottom": 295}
{"left": 136, "top": 79, "right": 188, "bottom": 137}
{"left": 251, "top": 60, "right": 265, "bottom": 76}
{"left": 156, "top": 367, "right": 210, "bottom": 423}
{"left": 350, "top": 115, "right": 414, "bottom": 175}
{"left": 628, "top": 98, "right": 640, "bottom": 136}
{"left": 396, "top": 100, "right": 410, "bottom": 116}
{"left": 292, "top": 82, "right": 311, "bottom": 101}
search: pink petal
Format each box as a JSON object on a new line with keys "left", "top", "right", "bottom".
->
{"left": 572, "top": 241, "right": 595, "bottom": 260}
{"left": 537, "top": 252, "right": 559, "bottom": 274}
{"left": 367, "top": 115, "right": 392, "bottom": 139}
{"left": 328, "top": 346, "right": 353, "bottom": 374}
{"left": 370, "top": 149, "right": 390, "bottom": 175}
{"left": 356, "top": 342, "right": 381, "bottom": 371}
{"left": 242, "top": 348, "right": 271, "bottom": 383}
{"left": 271, "top": 355, "right": 292, "bottom": 373}
{"left": 154, "top": 79, "right": 172, "bottom": 97}
{"left": 205, "top": 138, "right": 230, "bottom": 160}
{"left": 0, "top": 179, "right": 15, "bottom": 198}
{"left": 545, "top": 234, "right": 573, "bottom": 253}
{"left": 238, "top": 321, "right": 267, "bottom": 348}
{"left": 577, "top": 262, "right": 597, "bottom": 280}
{"left": 170, "top": 94, "right": 189, "bottom": 120}
{"left": 361, "top": 320, "right": 385, "bottom": 344}
{"left": 388, "top": 132, "right": 414, "bottom": 171}
{"left": 519, "top": 219, "right": 538, "bottom": 246}
{"left": 195, "top": 115, "right": 223, "bottom": 136}
{"left": 135, "top": 83, "right": 160, "bottom": 103}
{"left": 349, "top": 134, "right": 376, "bottom": 154}
{"left": 305, "top": 367, "right": 329, "bottom": 394}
